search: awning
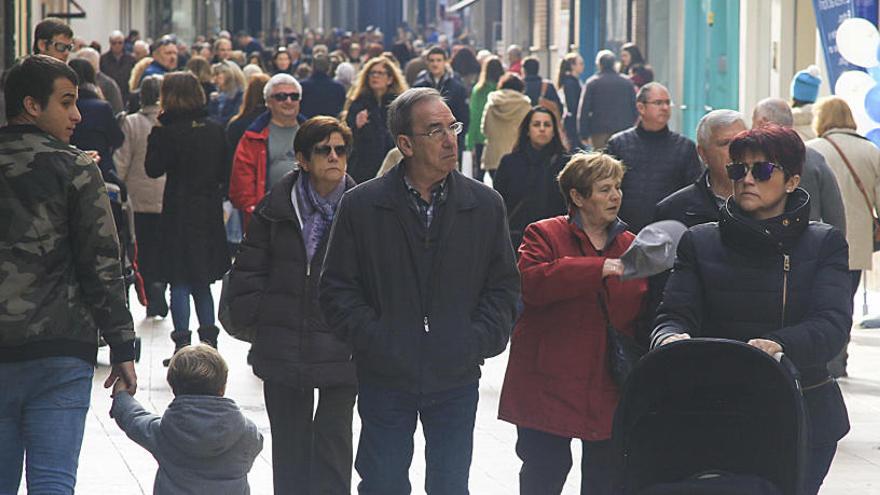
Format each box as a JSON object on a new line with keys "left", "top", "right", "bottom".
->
{"left": 446, "top": 0, "right": 481, "bottom": 13}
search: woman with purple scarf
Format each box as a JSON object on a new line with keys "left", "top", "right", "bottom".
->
{"left": 227, "top": 116, "right": 358, "bottom": 494}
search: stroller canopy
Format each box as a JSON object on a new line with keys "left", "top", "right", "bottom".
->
{"left": 612, "top": 338, "right": 806, "bottom": 495}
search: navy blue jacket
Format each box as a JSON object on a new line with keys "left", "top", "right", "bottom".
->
{"left": 653, "top": 189, "right": 851, "bottom": 446}
{"left": 345, "top": 93, "right": 397, "bottom": 183}
{"left": 299, "top": 72, "right": 347, "bottom": 119}
{"left": 605, "top": 125, "right": 703, "bottom": 233}
{"left": 413, "top": 69, "right": 470, "bottom": 134}
{"left": 524, "top": 74, "right": 562, "bottom": 116}
{"left": 71, "top": 86, "right": 124, "bottom": 178}
{"left": 559, "top": 74, "right": 583, "bottom": 149}
{"left": 577, "top": 70, "right": 637, "bottom": 138}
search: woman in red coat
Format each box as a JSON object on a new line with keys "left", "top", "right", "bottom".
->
{"left": 498, "top": 152, "right": 648, "bottom": 494}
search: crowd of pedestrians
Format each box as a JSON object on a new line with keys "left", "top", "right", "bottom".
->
{"left": 2, "top": 14, "right": 880, "bottom": 495}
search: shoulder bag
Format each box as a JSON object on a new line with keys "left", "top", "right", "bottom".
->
{"left": 825, "top": 135, "right": 880, "bottom": 251}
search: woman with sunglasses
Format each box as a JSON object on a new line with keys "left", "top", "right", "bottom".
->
{"left": 341, "top": 56, "right": 408, "bottom": 183}
{"left": 494, "top": 107, "right": 569, "bottom": 251}
{"left": 652, "top": 125, "right": 851, "bottom": 495}
{"left": 227, "top": 116, "right": 357, "bottom": 493}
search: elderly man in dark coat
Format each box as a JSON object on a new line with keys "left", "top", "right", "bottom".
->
{"left": 320, "top": 88, "right": 520, "bottom": 494}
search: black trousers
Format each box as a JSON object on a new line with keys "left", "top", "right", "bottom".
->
{"left": 133, "top": 212, "right": 162, "bottom": 285}
{"left": 516, "top": 426, "right": 617, "bottom": 495}
{"left": 263, "top": 382, "right": 357, "bottom": 495}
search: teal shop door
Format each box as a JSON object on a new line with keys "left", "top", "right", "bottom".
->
{"left": 681, "top": 0, "right": 740, "bottom": 139}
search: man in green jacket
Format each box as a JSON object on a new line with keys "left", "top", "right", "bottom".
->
{"left": 0, "top": 54, "right": 137, "bottom": 494}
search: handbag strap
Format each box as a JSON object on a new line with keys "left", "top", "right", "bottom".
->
{"left": 825, "top": 135, "right": 878, "bottom": 221}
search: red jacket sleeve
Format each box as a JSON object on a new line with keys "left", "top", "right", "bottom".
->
{"left": 518, "top": 222, "right": 605, "bottom": 307}
{"left": 229, "top": 137, "right": 260, "bottom": 213}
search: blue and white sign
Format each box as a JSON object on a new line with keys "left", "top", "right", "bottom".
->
{"left": 813, "top": 0, "right": 863, "bottom": 89}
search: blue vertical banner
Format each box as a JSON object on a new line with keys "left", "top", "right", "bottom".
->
{"left": 854, "top": 0, "right": 879, "bottom": 25}
{"left": 813, "top": 0, "right": 862, "bottom": 90}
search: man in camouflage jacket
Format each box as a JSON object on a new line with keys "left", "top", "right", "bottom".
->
{"left": 0, "top": 55, "right": 137, "bottom": 493}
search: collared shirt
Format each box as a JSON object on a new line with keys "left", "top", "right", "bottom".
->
{"left": 705, "top": 173, "right": 728, "bottom": 209}
{"left": 403, "top": 172, "right": 448, "bottom": 229}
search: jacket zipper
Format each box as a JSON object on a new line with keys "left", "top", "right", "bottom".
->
{"left": 781, "top": 254, "right": 790, "bottom": 328}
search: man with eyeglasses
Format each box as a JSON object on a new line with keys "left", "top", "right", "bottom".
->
{"left": 100, "top": 30, "right": 136, "bottom": 103}
{"left": 230, "top": 73, "right": 306, "bottom": 227}
{"left": 605, "top": 82, "right": 703, "bottom": 233}
{"left": 32, "top": 18, "right": 75, "bottom": 62}
{"left": 577, "top": 50, "right": 638, "bottom": 150}
{"left": 320, "top": 88, "right": 520, "bottom": 494}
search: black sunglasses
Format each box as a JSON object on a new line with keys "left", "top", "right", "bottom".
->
{"left": 270, "top": 91, "right": 301, "bottom": 102}
{"left": 726, "top": 161, "right": 784, "bottom": 182}
{"left": 313, "top": 145, "right": 347, "bottom": 157}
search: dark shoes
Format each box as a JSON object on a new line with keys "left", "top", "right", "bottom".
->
{"left": 198, "top": 325, "right": 220, "bottom": 349}
{"left": 162, "top": 329, "right": 192, "bottom": 367}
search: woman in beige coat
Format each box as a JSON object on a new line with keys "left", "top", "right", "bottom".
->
{"left": 114, "top": 74, "right": 168, "bottom": 317}
{"left": 807, "top": 96, "right": 880, "bottom": 376}
{"left": 481, "top": 73, "right": 532, "bottom": 176}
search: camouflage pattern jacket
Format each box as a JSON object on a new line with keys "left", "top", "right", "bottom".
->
{"left": 0, "top": 125, "right": 135, "bottom": 364}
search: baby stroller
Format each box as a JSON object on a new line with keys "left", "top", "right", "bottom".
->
{"left": 612, "top": 338, "right": 806, "bottom": 495}
{"left": 103, "top": 182, "right": 143, "bottom": 362}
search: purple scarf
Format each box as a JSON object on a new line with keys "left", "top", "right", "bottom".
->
{"left": 296, "top": 173, "right": 345, "bottom": 262}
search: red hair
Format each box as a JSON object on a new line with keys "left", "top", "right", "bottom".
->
{"left": 729, "top": 124, "right": 804, "bottom": 177}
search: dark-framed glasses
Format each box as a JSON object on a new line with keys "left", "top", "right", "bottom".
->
{"left": 313, "top": 144, "right": 348, "bottom": 157}
{"left": 726, "top": 161, "right": 784, "bottom": 182}
{"left": 413, "top": 121, "right": 464, "bottom": 141}
{"left": 270, "top": 92, "right": 301, "bottom": 102}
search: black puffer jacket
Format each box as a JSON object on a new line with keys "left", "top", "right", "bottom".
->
{"left": 345, "top": 93, "right": 397, "bottom": 183}
{"left": 493, "top": 146, "right": 568, "bottom": 250}
{"left": 653, "top": 189, "right": 851, "bottom": 445}
{"left": 653, "top": 170, "right": 722, "bottom": 227}
{"left": 606, "top": 125, "right": 703, "bottom": 233}
{"left": 228, "top": 171, "right": 357, "bottom": 388}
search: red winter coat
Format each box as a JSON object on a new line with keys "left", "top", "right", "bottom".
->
{"left": 229, "top": 111, "right": 271, "bottom": 227}
{"left": 498, "top": 215, "right": 648, "bottom": 441}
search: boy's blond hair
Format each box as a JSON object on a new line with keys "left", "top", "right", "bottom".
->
{"left": 167, "top": 345, "right": 228, "bottom": 396}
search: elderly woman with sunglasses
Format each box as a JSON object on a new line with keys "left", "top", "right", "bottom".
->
{"left": 228, "top": 116, "right": 358, "bottom": 494}
{"left": 652, "top": 124, "right": 851, "bottom": 495}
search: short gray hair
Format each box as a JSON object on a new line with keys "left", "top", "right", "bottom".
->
{"left": 636, "top": 81, "right": 669, "bottom": 103}
{"left": 696, "top": 109, "right": 746, "bottom": 148}
{"left": 388, "top": 88, "right": 445, "bottom": 137}
{"left": 595, "top": 49, "right": 616, "bottom": 71}
{"left": 753, "top": 97, "right": 794, "bottom": 127}
{"left": 263, "top": 72, "right": 301, "bottom": 100}
{"left": 70, "top": 47, "right": 100, "bottom": 72}
{"left": 109, "top": 30, "right": 124, "bottom": 41}
{"left": 138, "top": 74, "right": 163, "bottom": 107}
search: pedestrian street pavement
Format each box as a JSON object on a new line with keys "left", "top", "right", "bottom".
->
{"left": 19, "top": 282, "right": 880, "bottom": 494}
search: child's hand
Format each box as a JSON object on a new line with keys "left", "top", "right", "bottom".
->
{"left": 112, "top": 378, "right": 129, "bottom": 397}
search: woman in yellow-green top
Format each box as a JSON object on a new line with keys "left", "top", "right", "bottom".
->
{"left": 467, "top": 56, "right": 505, "bottom": 181}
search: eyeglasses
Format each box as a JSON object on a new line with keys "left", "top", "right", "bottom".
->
{"left": 270, "top": 92, "right": 301, "bottom": 102}
{"left": 48, "top": 41, "right": 75, "bottom": 53}
{"left": 156, "top": 36, "right": 176, "bottom": 47}
{"left": 644, "top": 99, "right": 672, "bottom": 107}
{"left": 313, "top": 144, "right": 348, "bottom": 157}
{"left": 726, "top": 161, "right": 785, "bottom": 182}
{"left": 368, "top": 70, "right": 390, "bottom": 77}
{"left": 412, "top": 121, "right": 464, "bottom": 141}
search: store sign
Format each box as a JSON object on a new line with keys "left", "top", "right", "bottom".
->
{"left": 813, "top": 0, "right": 862, "bottom": 89}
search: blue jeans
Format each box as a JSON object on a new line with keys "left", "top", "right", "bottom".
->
{"left": 356, "top": 382, "right": 479, "bottom": 495}
{"left": 170, "top": 283, "right": 215, "bottom": 332}
{"left": 0, "top": 357, "right": 94, "bottom": 495}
